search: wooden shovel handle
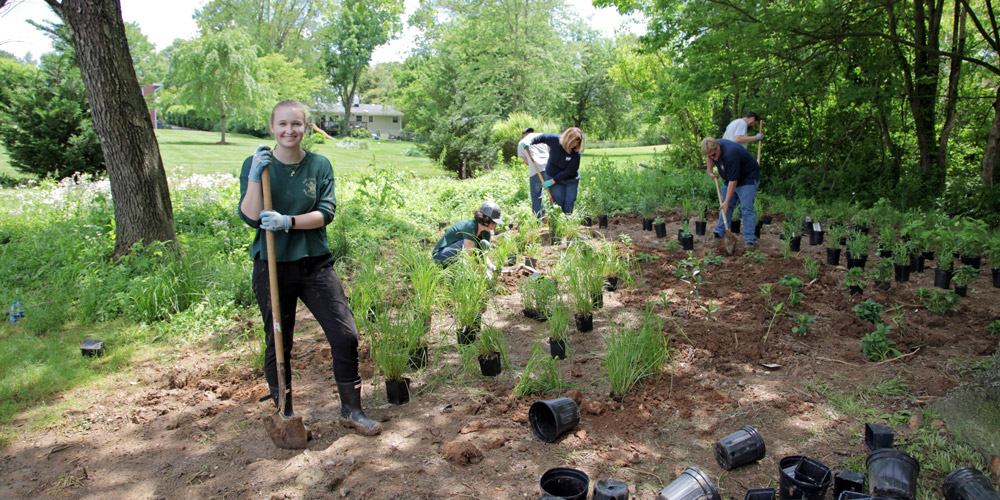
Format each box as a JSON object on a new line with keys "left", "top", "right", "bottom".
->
{"left": 524, "top": 145, "right": 554, "bottom": 203}
{"left": 261, "top": 166, "right": 288, "bottom": 406}
{"left": 756, "top": 120, "right": 764, "bottom": 164}
{"left": 714, "top": 176, "right": 730, "bottom": 230}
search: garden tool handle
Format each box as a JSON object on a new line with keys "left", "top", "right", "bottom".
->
{"left": 261, "top": 166, "right": 288, "bottom": 408}
{"left": 714, "top": 176, "right": 730, "bottom": 230}
{"left": 757, "top": 120, "right": 763, "bottom": 164}
{"left": 524, "top": 145, "right": 554, "bottom": 203}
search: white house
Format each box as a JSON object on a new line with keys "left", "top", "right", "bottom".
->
{"left": 312, "top": 98, "right": 404, "bottom": 138}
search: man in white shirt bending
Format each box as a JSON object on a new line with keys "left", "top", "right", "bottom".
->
{"left": 723, "top": 112, "right": 763, "bottom": 149}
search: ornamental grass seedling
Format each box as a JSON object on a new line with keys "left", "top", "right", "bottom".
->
{"left": 459, "top": 324, "right": 508, "bottom": 373}
{"left": 548, "top": 300, "right": 570, "bottom": 342}
{"left": 372, "top": 306, "right": 424, "bottom": 382}
{"left": 448, "top": 257, "right": 492, "bottom": 329}
{"left": 603, "top": 308, "right": 670, "bottom": 400}
{"left": 803, "top": 257, "right": 819, "bottom": 280}
{"left": 513, "top": 342, "right": 566, "bottom": 396}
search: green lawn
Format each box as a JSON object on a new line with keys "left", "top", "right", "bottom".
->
{"left": 0, "top": 128, "right": 670, "bottom": 179}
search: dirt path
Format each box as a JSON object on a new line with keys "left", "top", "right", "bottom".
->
{"left": 2, "top": 214, "right": 997, "bottom": 499}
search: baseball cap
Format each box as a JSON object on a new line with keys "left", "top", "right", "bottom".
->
{"left": 480, "top": 201, "right": 504, "bottom": 226}
{"left": 522, "top": 127, "right": 534, "bottom": 135}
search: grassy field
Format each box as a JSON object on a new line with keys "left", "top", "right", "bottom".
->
{"left": 0, "top": 128, "right": 670, "bottom": 179}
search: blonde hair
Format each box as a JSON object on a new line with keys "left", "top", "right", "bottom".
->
{"left": 270, "top": 99, "right": 307, "bottom": 124}
{"left": 559, "top": 127, "right": 584, "bottom": 153}
{"left": 701, "top": 137, "right": 720, "bottom": 154}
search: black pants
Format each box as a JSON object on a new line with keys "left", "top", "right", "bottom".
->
{"left": 253, "top": 255, "right": 360, "bottom": 389}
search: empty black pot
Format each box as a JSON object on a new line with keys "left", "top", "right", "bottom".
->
{"left": 643, "top": 218, "right": 654, "bottom": 231}
{"left": 778, "top": 455, "right": 833, "bottom": 500}
{"left": 385, "top": 378, "right": 410, "bottom": 405}
{"left": 529, "top": 397, "right": 581, "bottom": 443}
{"left": 934, "top": 268, "right": 953, "bottom": 289}
{"left": 598, "top": 215, "right": 608, "bottom": 228}
{"left": 695, "top": 221, "right": 707, "bottom": 235}
{"left": 680, "top": 235, "right": 694, "bottom": 251}
{"left": 593, "top": 478, "right": 629, "bottom": 500}
{"left": 942, "top": 466, "right": 1000, "bottom": 500}
{"left": 893, "top": 264, "right": 910, "bottom": 283}
{"left": 478, "top": 353, "right": 502, "bottom": 376}
{"left": 909, "top": 254, "right": 925, "bottom": 273}
{"left": 789, "top": 236, "right": 802, "bottom": 252}
{"left": 540, "top": 467, "right": 589, "bottom": 500}
{"left": 654, "top": 222, "right": 667, "bottom": 238}
{"left": 826, "top": 247, "right": 842, "bottom": 266}
{"left": 865, "top": 423, "right": 894, "bottom": 450}
{"left": 657, "top": 466, "right": 721, "bottom": 500}
{"left": 745, "top": 488, "right": 775, "bottom": 500}
{"left": 550, "top": 338, "right": 567, "bottom": 359}
{"left": 810, "top": 230, "right": 825, "bottom": 246}
{"left": 866, "top": 448, "right": 919, "bottom": 500}
{"left": 575, "top": 313, "right": 593, "bottom": 332}
{"left": 835, "top": 470, "right": 866, "bottom": 498}
{"left": 714, "top": 425, "right": 766, "bottom": 470}
{"left": 954, "top": 285, "right": 967, "bottom": 297}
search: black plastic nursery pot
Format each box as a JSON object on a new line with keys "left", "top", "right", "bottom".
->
{"left": 507, "top": 254, "right": 517, "bottom": 266}
{"left": 478, "top": 353, "right": 502, "bottom": 376}
{"left": 657, "top": 466, "right": 721, "bottom": 500}
{"left": 575, "top": 313, "right": 593, "bottom": 332}
{"left": 605, "top": 276, "right": 619, "bottom": 292}
{"left": 593, "top": 478, "right": 629, "bottom": 500}
{"left": 529, "top": 397, "right": 581, "bottom": 443}
{"left": 921, "top": 251, "right": 935, "bottom": 261}
{"left": 598, "top": 215, "right": 609, "bottom": 228}
{"left": 893, "top": 264, "right": 910, "bottom": 283}
{"left": 695, "top": 221, "right": 707, "bottom": 235}
{"left": 654, "top": 222, "right": 667, "bottom": 238}
{"left": 993, "top": 267, "right": 1000, "bottom": 288}
{"left": 942, "top": 466, "right": 1000, "bottom": 500}
{"left": 643, "top": 218, "right": 654, "bottom": 231}
{"left": 909, "top": 254, "right": 925, "bottom": 273}
{"left": 960, "top": 255, "right": 982, "bottom": 269}
{"left": 680, "top": 235, "right": 695, "bottom": 251}
{"left": 761, "top": 215, "right": 774, "bottom": 224}
{"left": 866, "top": 448, "right": 919, "bottom": 500}
{"left": 810, "top": 230, "right": 825, "bottom": 246}
{"left": 522, "top": 308, "right": 548, "bottom": 322}
{"left": 934, "top": 268, "right": 953, "bottom": 289}
{"left": 787, "top": 235, "right": 801, "bottom": 252}
{"left": 385, "top": 378, "right": 410, "bottom": 405}
{"left": 457, "top": 324, "right": 478, "bottom": 345}
{"left": 834, "top": 470, "right": 866, "bottom": 498}
{"left": 847, "top": 256, "right": 868, "bottom": 270}
{"left": 878, "top": 249, "right": 893, "bottom": 259}
{"left": 827, "top": 248, "right": 842, "bottom": 266}
{"left": 408, "top": 346, "right": 428, "bottom": 370}
{"left": 731, "top": 220, "right": 742, "bottom": 233}
{"left": 802, "top": 220, "right": 813, "bottom": 235}
{"left": 582, "top": 216, "right": 592, "bottom": 226}
{"left": 593, "top": 291, "right": 604, "bottom": 309}
{"left": 875, "top": 281, "right": 891, "bottom": 291}
{"left": 778, "top": 455, "right": 833, "bottom": 500}
{"left": 549, "top": 338, "right": 567, "bottom": 359}
{"left": 745, "top": 488, "right": 775, "bottom": 500}
{"left": 954, "top": 285, "right": 968, "bottom": 297}
{"left": 540, "top": 467, "right": 589, "bottom": 500}
{"left": 714, "top": 425, "right": 766, "bottom": 470}
{"left": 525, "top": 257, "right": 538, "bottom": 268}
{"left": 849, "top": 285, "right": 863, "bottom": 295}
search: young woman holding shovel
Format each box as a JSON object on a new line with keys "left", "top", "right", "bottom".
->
{"left": 530, "top": 127, "right": 585, "bottom": 214}
{"left": 239, "top": 99, "right": 381, "bottom": 437}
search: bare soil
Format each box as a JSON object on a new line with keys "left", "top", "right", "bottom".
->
{"left": 2, "top": 213, "right": 998, "bottom": 499}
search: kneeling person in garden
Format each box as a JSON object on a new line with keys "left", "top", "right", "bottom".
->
{"left": 432, "top": 201, "right": 503, "bottom": 270}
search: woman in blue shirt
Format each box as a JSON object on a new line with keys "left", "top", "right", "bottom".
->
{"left": 530, "top": 127, "right": 584, "bottom": 214}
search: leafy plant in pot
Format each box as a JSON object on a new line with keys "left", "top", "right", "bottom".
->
{"left": 825, "top": 224, "right": 845, "bottom": 266}
{"left": 459, "top": 324, "right": 508, "bottom": 376}
{"left": 678, "top": 220, "right": 694, "bottom": 250}
{"left": 603, "top": 307, "right": 670, "bottom": 402}
{"left": 695, "top": 203, "right": 708, "bottom": 235}
{"left": 653, "top": 215, "right": 667, "bottom": 238}
{"left": 844, "top": 266, "right": 866, "bottom": 295}
{"left": 952, "top": 264, "right": 979, "bottom": 297}
{"left": 447, "top": 258, "right": 491, "bottom": 345}
{"left": 956, "top": 216, "right": 989, "bottom": 269}
{"left": 547, "top": 300, "right": 571, "bottom": 359}
{"left": 932, "top": 231, "right": 958, "bottom": 289}
{"left": 867, "top": 260, "right": 893, "bottom": 290}
{"left": 987, "top": 233, "right": 1000, "bottom": 288}
{"left": 846, "top": 230, "right": 871, "bottom": 269}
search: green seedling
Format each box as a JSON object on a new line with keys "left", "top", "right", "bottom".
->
{"left": 861, "top": 323, "right": 901, "bottom": 361}
{"left": 778, "top": 273, "right": 805, "bottom": 306}
{"left": 744, "top": 250, "right": 766, "bottom": 263}
{"left": 763, "top": 302, "right": 784, "bottom": 342}
{"left": 988, "top": 319, "right": 1000, "bottom": 335}
{"left": 792, "top": 312, "right": 816, "bottom": 336}
{"left": 603, "top": 310, "right": 670, "bottom": 401}
{"left": 514, "top": 342, "right": 566, "bottom": 396}
{"left": 781, "top": 237, "right": 792, "bottom": 259}
{"left": 803, "top": 257, "right": 819, "bottom": 280}
{"left": 853, "top": 299, "right": 884, "bottom": 324}
{"left": 636, "top": 252, "right": 659, "bottom": 262}
{"left": 700, "top": 300, "right": 718, "bottom": 321}
{"left": 916, "top": 288, "right": 961, "bottom": 314}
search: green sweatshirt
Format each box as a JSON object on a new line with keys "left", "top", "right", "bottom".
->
{"left": 239, "top": 151, "right": 337, "bottom": 262}
{"left": 432, "top": 219, "right": 490, "bottom": 256}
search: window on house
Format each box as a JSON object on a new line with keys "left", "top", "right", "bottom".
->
{"left": 369, "top": 116, "right": 374, "bottom": 122}
{"left": 392, "top": 117, "right": 399, "bottom": 123}
{"left": 356, "top": 115, "right": 362, "bottom": 122}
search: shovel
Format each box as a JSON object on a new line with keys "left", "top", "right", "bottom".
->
{"left": 259, "top": 164, "right": 309, "bottom": 450}
{"left": 523, "top": 145, "right": 555, "bottom": 204}
{"left": 714, "top": 177, "right": 736, "bottom": 256}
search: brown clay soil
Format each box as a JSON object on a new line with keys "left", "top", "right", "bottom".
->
{"left": 2, "top": 213, "right": 999, "bottom": 499}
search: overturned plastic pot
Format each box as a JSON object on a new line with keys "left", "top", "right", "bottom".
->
{"left": 942, "top": 466, "right": 1000, "bottom": 500}
{"left": 540, "top": 467, "right": 589, "bottom": 500}
{"left": 778, "top": 455, "right": 833, "bottom": 500}
{"left": 657, "top": 466, "right": 721, "bottom": 500}
{"left": 529, "top": 397, "right": 580, "bottom": 443}
{"left": 593, "top": 478, "right": 629, "bottom": 500}
{"left": 714, "top": 425, "right": 766, "bottom": 470}
{"left": 864, "top": 423, "right": 894, "bottom": 450}
{"left": 866, "top": 448, "right": 919, "bottom": 500}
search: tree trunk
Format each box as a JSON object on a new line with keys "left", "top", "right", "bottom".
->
{"left": 933, "top": 342, "right": 1000, "bottom": 460}
{"left": 48, "top": 0, "right": 176, "bottom": 258}
{"left": 937, "top": 2, "right": 966, "bottom": 169}
{"left": 982, "top": 86, "right": 1000, "bottom": 190}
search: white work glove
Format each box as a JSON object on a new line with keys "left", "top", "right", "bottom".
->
{"left": 249, "top": 146, "right": 272, "bottom": 183}
{"left": 259, "top": 210, "right": 292, "bottom": 232}
{"left": 755, "top": 133, "right": 763, "bottom": 142}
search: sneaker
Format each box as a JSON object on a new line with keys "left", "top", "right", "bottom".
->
{"left": 745, "top": 242, "right": 756, "bottom": 251}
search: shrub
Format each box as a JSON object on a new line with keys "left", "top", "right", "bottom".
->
{"left": 861, "top": 323, "right": 901, "bottom": 361}
{"left": 489, "top": 112, "right": 561, "bottom": 161}
{"left": 853, "top": 299, "right": 884, "bottom": 324}
{"left": 336, "top": 138, "right": 370, "bottom": 150}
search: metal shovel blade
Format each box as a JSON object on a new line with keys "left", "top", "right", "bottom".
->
{"left": 261, "top": 412, "right": 308, "bottom": 449}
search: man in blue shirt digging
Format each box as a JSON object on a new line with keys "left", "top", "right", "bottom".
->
{"left": 702, "top": 137, "right": 761, "bottom": 250}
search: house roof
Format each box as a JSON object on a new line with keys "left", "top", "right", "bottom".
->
{"left": 311, "top": 102, "right": 404, "bottom": 116}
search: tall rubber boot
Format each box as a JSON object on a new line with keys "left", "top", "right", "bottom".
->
{"left": 337, "top": 380, "right": 382, "bottom": 436}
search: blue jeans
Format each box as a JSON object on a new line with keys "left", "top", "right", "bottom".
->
{"left": 548, "top": 178, "right": 579, "bottom": 215}
{"left": 714, "top": 180, "right": 759, "bottom": 244}
{"left": 432, "top": 239, "right": 466, "bottom": 267}
{"left": 529, "top": 174, "right": 545, "bottom": 219}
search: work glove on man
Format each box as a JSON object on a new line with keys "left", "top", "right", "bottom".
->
{"left": 249, "top": 145, "right": 272, "bottom": 183}
{"left": 260, "top": 210, "right": 292, "bottom": 232}
{"left": 755, "top": 133, "right": 764, "bottom": 142}
{"left": 541, "top": 179, "right": 554, "bottom": 189}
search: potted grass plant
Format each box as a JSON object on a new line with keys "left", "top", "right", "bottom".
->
{"left": 547, "top": 300, "right": 571, "bottom": 359}
{"left": 524, "top": 242, "right": 541, "bottom": 269}
{"left": 780, "top": 221, "right": 800, "bottom": 255}
{"left": 459, "top": 324, "right": 508, "bottom": 377}
{"left": 825, "top": 224, "right": 845, "bottom": 266}
{"left": 892, "top": 239, "right": 911, "bottom": 283}
{"left": 640, "top": 198, "right": 656, "bottom": 231}
{"left": 520, "top": 272, "right": 558, "bottom": 321}
{"left": 567, "top": 266, "right": 600, "bottom": 332}
{"left": 599, "top": 242, "right": 631, "bottom": 292}
{"left": 846, "top": 230, "right": 870, "bottom": 269}
{"left": 603, "top": 310, "right": 669, "bottom": 402}
{"left": 373, "top": 308, "right": 422, "bottom": 405}
{"left": 447, "top": 258, "right": 491, "bottom": 345}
